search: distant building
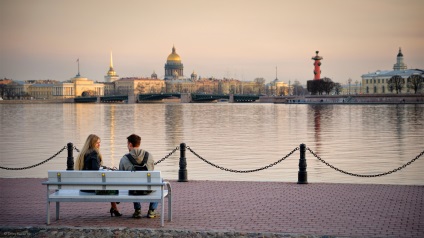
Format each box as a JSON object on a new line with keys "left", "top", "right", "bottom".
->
{"left": 104, "top": 52, "right": 119, "bottom": 83}
{"left": 361, "top": 48, "right": 423, "bottom": 94}
{"left": 114, "top": 77, "right": 165, "bottom": 95}
{"left": 53, "top": 73, "right": 104, "bottom": 98}
{"left": 265, "top": 67, "right": 289, "bottom": 95}
{"left": 164, "top": 46, "right": 184, "bottom": 80}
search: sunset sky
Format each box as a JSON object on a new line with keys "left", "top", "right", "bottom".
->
{"left": 1, "top": 0, "right": 423, "bottom": 85}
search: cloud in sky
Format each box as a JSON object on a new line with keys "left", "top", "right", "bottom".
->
{"left": 1, "top": 0, "right": 423, "bottom": 84}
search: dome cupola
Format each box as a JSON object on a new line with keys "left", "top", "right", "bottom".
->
{"left": 167, "top": 45, "right": 181, "bottom": 63}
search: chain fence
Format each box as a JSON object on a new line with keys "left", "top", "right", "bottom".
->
{"left": 0, "top": 144, "right": 178, "bottom": 171}
{"left": 0, "top": 146, "right": 67, "bottom": 170}
{"left": 186, "top": 146, "right": 299, "bottom": 173}
{"left": 154, "top": 146, "right": 179, "bottom": 165}
{"left": 2, "top": 143, "right": 423, "bottom": 178}
{"left": 307, "top": 147, "right": 424, "bottom": 177}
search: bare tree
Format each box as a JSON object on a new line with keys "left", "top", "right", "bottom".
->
{"left": 333, "top": 83, "right": 342, "bottom": 95}
{"left": 292, "top": 81, "right": 305, "bottom": 96}
{"left": 407, "top": 74, "right": 423, "bottom": 94}
{"left": 388, "top": 75, "right": 405, "bottom": 94}
{"left": 321, "top": 77, "right": 335, "bottom": 95}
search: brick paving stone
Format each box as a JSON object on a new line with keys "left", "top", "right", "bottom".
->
{"left": 0, "top": 178, "right": 423, "bottom": 237}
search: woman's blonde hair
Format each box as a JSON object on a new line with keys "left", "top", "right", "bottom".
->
{"left": 75, "top": 134, "right": 103, "bottom": 170}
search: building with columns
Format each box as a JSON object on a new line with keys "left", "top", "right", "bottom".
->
{"left": 164, "top": 46, "right": 184, "bottom": 80}
{"left": 361, "top": 48, "right": 423, "bottom": 94}
{"left": 53, "top": 74, "right": 104, "bottom": 98}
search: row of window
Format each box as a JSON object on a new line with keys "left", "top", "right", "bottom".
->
{"left": 365, "top": 78, "right": 389, "bottom": 84}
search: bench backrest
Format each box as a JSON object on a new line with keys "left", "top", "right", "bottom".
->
{"left": 45, "top": 170, "right": 163, "bottom": 191}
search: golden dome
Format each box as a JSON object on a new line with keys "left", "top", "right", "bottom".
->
{"left": 167, "top": 46, "right": 181, "bottom": 62}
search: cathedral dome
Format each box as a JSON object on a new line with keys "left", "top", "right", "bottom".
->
{"left": 167, "top": 46, "right": 181, "bottom": 62}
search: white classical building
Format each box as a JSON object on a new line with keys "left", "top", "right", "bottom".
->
{"left": 361, "top": 48, "right": 424, "bottom": 94}
{"left": 53, "top": 73, "right": 104, "bottom": 98}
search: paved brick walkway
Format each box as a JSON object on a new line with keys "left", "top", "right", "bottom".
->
{"left": 0, "top": 178, "right": 423, "bottom": 237}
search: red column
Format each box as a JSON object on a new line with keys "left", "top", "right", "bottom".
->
{"left": 312, "top": 51, "right": 323, "bottom": 80}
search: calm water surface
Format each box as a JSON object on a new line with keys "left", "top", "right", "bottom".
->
{"left": 0, "top": 103, "right": 423, "bottom": 185}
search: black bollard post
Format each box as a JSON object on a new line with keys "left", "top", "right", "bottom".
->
{"left": 297, "top": 143, "right": 308, "bottom": 184}
{"left": 66, "top": 142, "right": 74, "bottom": 170}
{"left": 178, "top": 143, "right": 188, "bottom": 182}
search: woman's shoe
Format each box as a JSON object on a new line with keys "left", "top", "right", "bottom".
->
{"left": 110, "top": 207, "right": 122, "bottom": 217}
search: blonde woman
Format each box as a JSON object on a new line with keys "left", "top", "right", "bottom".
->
{"left": 75, "top": 134, "right": 122, "bottom": 217}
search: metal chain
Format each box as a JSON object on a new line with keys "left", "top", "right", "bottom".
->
{"left": 154, "top": 146, "right": 179, "bottom": 165}
{"left": 73, "top": 146, "right": 80, "bottom": 153}
{"left": 307, "top": 147, "right": 424, "bottom": 178}
{"left": 186, "top": 146, "right": 299, "bottom": 173}
{"left": 0, "top": 146, "right": 67, "bottom": 170}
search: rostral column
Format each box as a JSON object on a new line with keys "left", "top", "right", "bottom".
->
{"left": 312, "top": 51, "right": 323, "bottom": 80}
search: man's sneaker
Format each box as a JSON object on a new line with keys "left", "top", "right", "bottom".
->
{"left": 132, "top": 209, "right": 141, "bottom": 219}
{"left": 147, "top": 209, "right": 156, "bottom": 218}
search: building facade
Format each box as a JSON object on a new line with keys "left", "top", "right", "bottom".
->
{"left": 114, "top": 77, "right": 165, "bottom": 95}
{"left": 361, "top": 48, "right": 423, "bottom": 94}
{"left": 53, "top": 75, "right": 104, "bottom": 98}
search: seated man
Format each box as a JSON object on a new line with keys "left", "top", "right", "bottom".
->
{"left": 119, "top": 134, "right": 158, "bottom": 219}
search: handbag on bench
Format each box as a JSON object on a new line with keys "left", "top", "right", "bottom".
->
{"left": 95, "top": 166, "right": 119, "bottom": 195}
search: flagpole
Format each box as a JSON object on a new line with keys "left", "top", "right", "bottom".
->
{"left": 77, "top": 58, "right": 80, "bottom": 77}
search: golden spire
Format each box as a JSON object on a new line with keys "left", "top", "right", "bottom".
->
{"left": 110, "top": 51, "right": 114, "bottom": 69}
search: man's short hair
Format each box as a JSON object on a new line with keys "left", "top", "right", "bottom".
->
{"left": 127, "top": 134, "right": 141, "bottom": 147}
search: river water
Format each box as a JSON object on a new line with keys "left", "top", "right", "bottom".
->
{"left": 0, "top": 103, "right": 423, "bottom": 185}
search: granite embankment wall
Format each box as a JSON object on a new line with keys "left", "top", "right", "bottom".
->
{"left": 261, "top": 94, "right": 424, "bottom": 104}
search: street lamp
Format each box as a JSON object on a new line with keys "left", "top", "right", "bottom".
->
{"left": 348, "top": 78, "right": 352, "bottom": 95}
{"left": 355, "top": 80, "right": 358, "bottom": 94}
{"left": 289, "top": 80, "right": 291, "bottom": 96}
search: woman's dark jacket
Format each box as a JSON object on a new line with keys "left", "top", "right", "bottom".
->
{"left": 83, "top": 150, "right": 101, "bottom": 171}
{"left": 81, "top": 150, "right": 101, "bottom": 192}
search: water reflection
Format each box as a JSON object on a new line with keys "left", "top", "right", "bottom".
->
{"left": 165, "top": 104, "right": 184, "bottom": 148}
{"left": 0, "top": 103, "right": 423, "bottom": 185}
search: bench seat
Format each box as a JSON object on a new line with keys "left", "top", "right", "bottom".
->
{"left": 42, "top": 170, "right": 172, "bottom": 226}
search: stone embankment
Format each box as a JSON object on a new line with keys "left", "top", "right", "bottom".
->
{"left": 0, "top": 227, "right": 328, "bottom": 238}
{"left": 0, "top": 99, "right": 73, "bottom": 104}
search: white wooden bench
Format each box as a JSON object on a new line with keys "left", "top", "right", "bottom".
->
{"left": 42, "top": 170, "right": 172, "bottom": 226}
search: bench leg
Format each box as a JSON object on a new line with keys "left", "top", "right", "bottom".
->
{"left": 46, "top": 201, "right": 50, "bottom": 225}
{"left": 56, "top": 202, "right": 60, "bottom": 220}
{"left": 161, "top": 198, "right": 164, "bottom": 227}
{"left": 168, "top": 195, "right": 172, "bottom": 222}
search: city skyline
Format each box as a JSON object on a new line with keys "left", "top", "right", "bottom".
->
{"left": 1, "top": 0, "right": 423, "bottom": 84}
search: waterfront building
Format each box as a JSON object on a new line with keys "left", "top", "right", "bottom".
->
{"left": 53, "top": 74, "right": 104, "bottom": 98}
{"left": 114, "top": 77, "right": 165, "bottom": 95}
{"left": 361, "top": 48, "right": 424, "bottom": 94}
{"left": 104, "top": 52, "right": 119, "bottom": 83}
{"left": 267, "top": 78, "right": 289, "bottom": 96}
{"left": 28, "top": 84, "right": 55, "bottom": 99}
{"left": 266, "top": 67, "right": 289, "bottom": 95}
{"left": 164, "top": 46, "right": 184, "bottom": 80}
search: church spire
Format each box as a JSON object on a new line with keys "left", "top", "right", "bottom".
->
{"left": 110, "top": 51, "right": 114, "bottom": 69}
{"left": 105, "top": 51, "right": 119, "bottom": 82}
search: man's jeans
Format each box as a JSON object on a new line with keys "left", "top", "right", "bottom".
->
{"left": 134, "top": 202, "right": 158, "bottom": 211}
